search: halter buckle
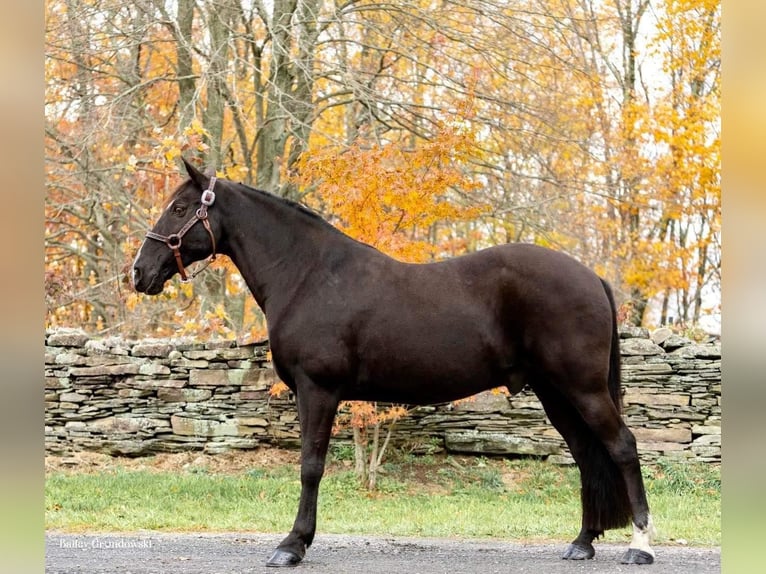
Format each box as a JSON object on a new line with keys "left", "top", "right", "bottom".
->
{"left": 201, "top": 189, "right": 215, "bottom": 206}
{"left": 201, "top": 176, "right": 216, "bottom": 206}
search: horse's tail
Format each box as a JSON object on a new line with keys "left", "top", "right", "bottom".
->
{"left": 578, "top": 278, "right": 632, "bottom": 532}
{"left": 601, "top": 278, "right": 623, "bottom": 415}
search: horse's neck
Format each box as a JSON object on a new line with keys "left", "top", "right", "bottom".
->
{"left": 220, "top": 187, "right": 349, "bottom": 313}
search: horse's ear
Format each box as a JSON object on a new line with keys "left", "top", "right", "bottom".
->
{"left": 181, "top": 156, "right": 210, "bottom": 190}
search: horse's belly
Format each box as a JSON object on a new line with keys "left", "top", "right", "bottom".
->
{"left": 345, "top": 378, "right": 497, "bottom": 405}
{"left": 350, "top": 341, "right": 503, "bottom": 405}
{"left": 343, "top": 287, "right": 514, "bottom": 404}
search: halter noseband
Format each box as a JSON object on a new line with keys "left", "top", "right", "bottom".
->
{"left": 145, "top": 177, "right": 218, "bottom": 282}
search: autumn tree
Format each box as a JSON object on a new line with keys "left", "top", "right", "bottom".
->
{"left": 45, "top": 0, "right": 320, "bottom": 337}
{"left": 645, "top": 0, "right": 720, "bottom": 326}
{"left": 450, "top": 0, "right": 720, "bottom": 327}
{"left": 566, "top": 0, "right": 721, "bottom": 327}
{"left": 46, "top": 1, "right": 164, "bottom": 334}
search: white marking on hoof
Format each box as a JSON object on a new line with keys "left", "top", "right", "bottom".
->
{"left": 629, "top": 514, "right": 656, "bottom": 558}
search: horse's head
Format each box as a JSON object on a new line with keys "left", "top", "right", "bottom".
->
{"left": 132, "top": 158, "right": 221, "bottom": 295}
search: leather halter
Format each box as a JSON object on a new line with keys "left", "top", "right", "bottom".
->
{"left": 145, "top": 177, "right": 218, "bottom": 282}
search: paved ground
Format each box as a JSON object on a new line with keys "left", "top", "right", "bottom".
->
{"left": 46, "top": 532, "right": 720, "bottom": 574}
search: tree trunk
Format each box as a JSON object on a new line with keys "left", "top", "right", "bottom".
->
{"left": 175, "top": 0, "right": 197, "bottom": 134}
{"left": 367, "top": 420, "right": 381, "bottom": 491}
{"left": 616, "top": 0, "right": 650, "bottom": 325}
{"left": 283, "top": 0, "right": 318, "bottom": 199}
{"left": 352, "top": 426, "right": 367, "bottom": 482}
{"left": 203, "top": 0, "right": 238, "bottom": 171}
{"left": 257, "top": 0, "right": 297, "bottom": 192}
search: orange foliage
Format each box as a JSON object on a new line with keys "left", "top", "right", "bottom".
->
{"left": 297, "top": 124, "right": 484, "bottom": 262}
{"left": 269, "top": 381, "right": 291, "bottom": 398}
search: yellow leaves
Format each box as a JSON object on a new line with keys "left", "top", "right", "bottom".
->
{"left": 162, "top": 138, "right": 181, "bottom": 163}
{"left": 152, "top": 121, "right": 211, "bottom": 169}
{"left": 208, "top": 302, "right": 227, "bottom": 321}
{"left": 180, "top": 319, "right": 202, "bottom": 334}
{"left": 183, "top": 119, "right": 207, "bottom": 138}
{"left": 125, "top": 292, "right": 140, "bottom": 313}
{"left": 224, "top": 163, "right": 249, "bottom": 182}
{"left": 183, "top": 119, "right": 211, "bottom": 154}
{"left": 623, "top": 240, "right": 687, "bottom": 295}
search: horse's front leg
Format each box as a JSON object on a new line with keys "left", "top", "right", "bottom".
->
{"left": 266, "top": 378, "right": 339, "bottom": 567}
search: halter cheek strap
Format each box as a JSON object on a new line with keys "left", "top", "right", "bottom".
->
{"left": 145, "top": 176, "right": 218, "bottom": 282}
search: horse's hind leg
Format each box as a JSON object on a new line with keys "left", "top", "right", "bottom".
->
{"left": 533, "top": 381, "right": 629, "bottom": 561}
{"left": 566, "top": 388, "right": 655, "bottom": 564}
{"left": 266, "top": 376, "right": 339, "bottom": 567}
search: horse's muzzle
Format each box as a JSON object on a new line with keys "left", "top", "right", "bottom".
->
{"left": 132, "top": 265, "right": 165, "bottom": 295}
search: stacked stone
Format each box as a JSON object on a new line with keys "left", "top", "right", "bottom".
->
{"left": 45, "top": 329, "right": 298, "bottom": 456}
{"left": 391, "top": 391, "right": 562, "bottom": 459}
{"left": 619, "top": 326, "right": 721, "bottom": 463}
{"left": 45, "top": 327, "right": 720, "bottom": 463}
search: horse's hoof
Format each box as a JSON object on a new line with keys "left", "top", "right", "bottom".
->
{"left": 621, "top": 548, "right": 655, "bottom": 565}
{"left": 265, "top": 548, "right": 303, "bottom": 567}
{"left": 562, "top": 543, "right": 595, "bottom": 560}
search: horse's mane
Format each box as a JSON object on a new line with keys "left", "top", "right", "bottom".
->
{"left": 232, "top": 181, "right": 377, "bottom": 249}
{"left": 237, "top": 182, "right": 330, "bottom": 226}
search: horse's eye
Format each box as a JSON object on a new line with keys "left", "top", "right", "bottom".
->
{"left": 173, "top": 205, "right": 187, "bottom": 216}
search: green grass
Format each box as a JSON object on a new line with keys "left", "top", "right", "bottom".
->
{"left": 45, "top": 455, "right": 720, "bottom": 546}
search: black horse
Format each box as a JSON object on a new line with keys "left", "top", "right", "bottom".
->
{"left": 133, "top": 159, "right": 655, "bottom": 567}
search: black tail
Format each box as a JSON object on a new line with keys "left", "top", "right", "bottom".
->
{"left": 579, "top": 430, "right": 632, "bottom": 532}
{"left": 600, "top": 278, "right": 623, "bottom": 414}
{"left": 578, "top": 279, "right": 630, "bottom": 532}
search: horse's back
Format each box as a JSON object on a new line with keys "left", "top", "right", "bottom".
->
{"left": 346, "top": 241, "right": 613, "bottom": 355}
{"left": 423, "top": 243, "right": 611, "bottom": 326}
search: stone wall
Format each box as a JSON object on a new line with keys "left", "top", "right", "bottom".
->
{"left": 45, "top": 327, "right": 721, "bottom": 463}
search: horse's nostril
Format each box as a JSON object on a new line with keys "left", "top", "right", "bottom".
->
{"left": 132, "top": 266, "right": 141, "bottom": 284}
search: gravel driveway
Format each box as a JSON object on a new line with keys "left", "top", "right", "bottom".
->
{"left": 46, "top": 532, "right": 720, "bottom": 574}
